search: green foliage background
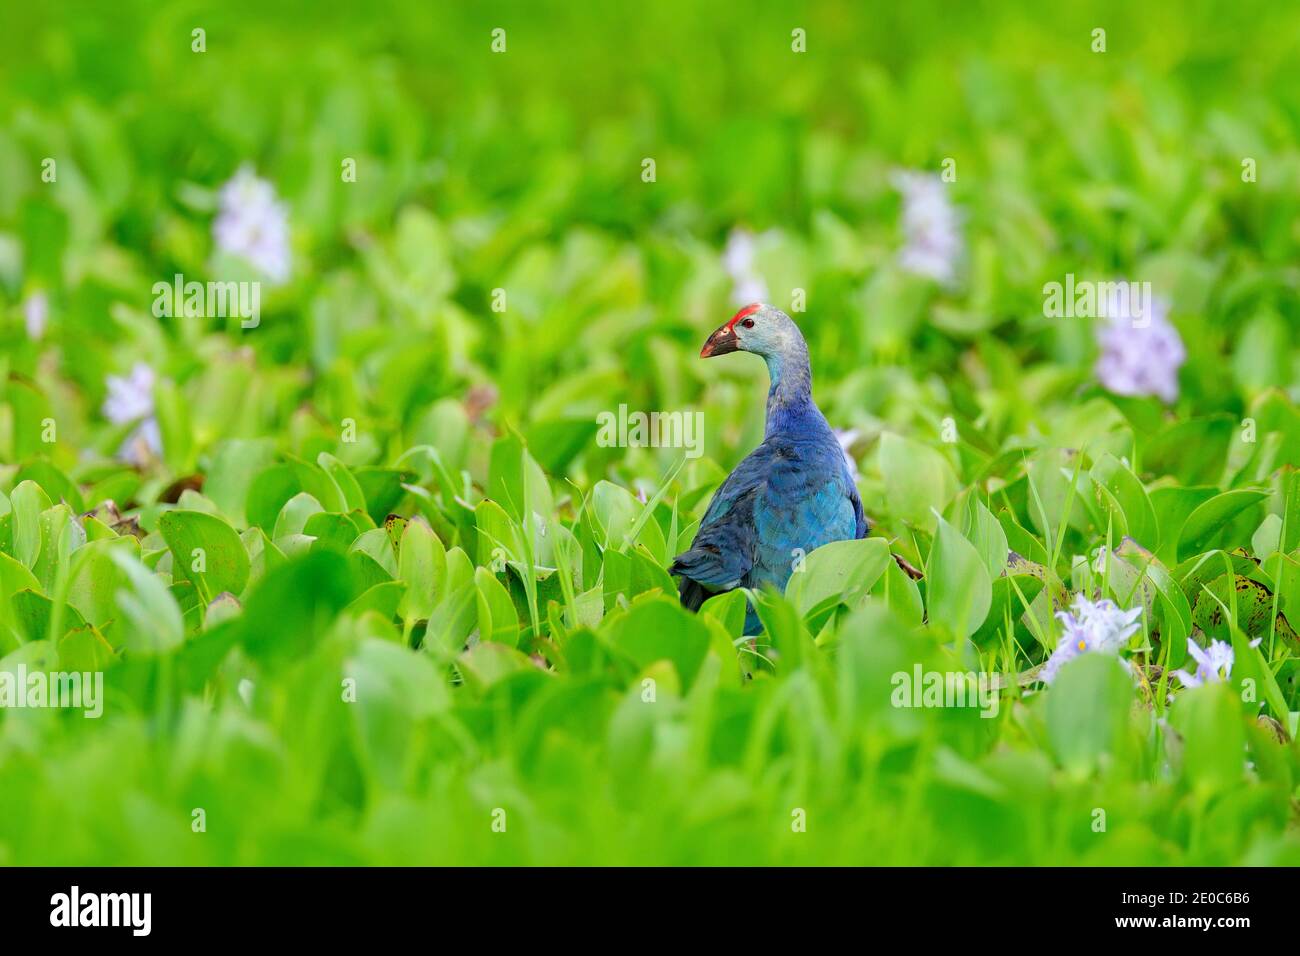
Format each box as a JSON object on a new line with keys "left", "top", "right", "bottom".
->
{"left": 2, "top": 0, "right": 1300, "bottom": 864}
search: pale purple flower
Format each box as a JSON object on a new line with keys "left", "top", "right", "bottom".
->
{"left": 722, "top": 227, "right": 769, "bottom": 305}
{"left": 1094, "top": 294, "right": 1185, "bottom": 403}
{"left": 23, "top": 291, "right": 48, "bottom": 340}
{"left": 103, "top": 363, "right": 162, "bottom": 464}
{"left": 1173, "top": 637, "right": 1259, "bottom": 688}
{"left": 213, "top": 165, "right": 291, "bottom": 284}
{"left": 1040, "top": 595, "right": 1142, "bottom": 684}
{"left": 834, "top": 428, "right": 861, "bottom": 480}
{"left": 891, "top": 170, "right": 962, "bottom": 284}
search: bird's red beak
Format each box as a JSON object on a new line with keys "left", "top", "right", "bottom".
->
{"left": 700, "top": 321, "right": 740, "bottom": 358}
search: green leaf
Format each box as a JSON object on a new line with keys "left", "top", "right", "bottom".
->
{"left": 1091, "top": 453, "right": 1158, "bottom": 551}
{"left": 317, "top": 452, "right": 368, "bottom": 514}
{"left": 1177, "top": 489, "right": 1269, "bottom": 560}
{"left": 247, "top": 463, "right": 302, "bottom": 531}
{"left": 14, "top": 461, "right": 84, "bottom": 513}
{"left": 1149, "top": 485, "right": 1217, "bottom": 564}
{"left": 1279, "top": 469, "right": 1300, "bottom": 555}
{"left": 0, "top": 553, "right": 42, "bottom": 603}
{"left": 475, "top": 567, "right": 519, "bottom": 646}
{"left": 456, "top": 640, "right": 533, "bottom": 690}
{"left": 488, "top": 432, "right": 553, "bottom": 523}
{"left": 153, "top": 378, "right": 194, "bottom": 473}
{"left": 10, "top": 480, "right": 50, "bottom": 569}
{"left": 304, "top": 511, "right": 364, "bottom": 552}
{"left": 32, "top": 504, "right": 84, "bottom": 595}
{"left": 58, "top": 624, "right": 115, "bottom": 671}
{"left": 628, "top": 544, "right": 676, "bottom": 598}
{"left": 971, "top": 574, "right": 1045, "bottom": 646}
{"left": 607, "top": 595, "right": 710, "bottom": 690}
{"left": 274, "top": 492, "right": 325, "bottom": 539}
{"left": 349, "top": 527, "right": 398, "bottom": 578}
{"left": 354, "top": 467, "right": 414, "bottom": 524}
{"left": 1145, "top": 416, "right": 1233, "bottom": 486}
{"left": 700, "top": 588, "right": 748, "bottom": 637}
{"left": 869, "top": 553, "right": 925, "bottom": 627}
{"left": 238, "top": 551, "right": 357, "bottom": 669}
{"left": 879, "top": 432, "right": 957, "bottom": 532}
{"left": 926, "top": 515, "right": 992, "bottom": 639}
{"left": 346, "top": 637, "right": 449, "bottom": 787}
{"left": 1046, "top": 653, "right": 1136, "bottom": 773}
{"left": 205, "top": 439, "right": 277, "bottom": 526}
{"left": 962, "top": 497, "right": 1009, "bottom": 580}
{"left": 158, "top": 510, "right": 251, "bottom": 602}
{"left": 347, "top": 581, "right": 407, "bottom": 622}
{"left": 109, "top": 549, "right": 185, "bottom": 654}
{"left": 1171, "top": 684, "right": 1245, "bottom": 793}
{"left": 397, "top": 518, "right": 446, "bottom": 625}
{"left": 287, "top": 456, "right": 346, "bottom": 513}
{"left": 590, "top": 480, "right": 640, "bottom": 551}
{"left": 785, "top": 537, "right": 890, "bottom": 614}
{"left": 474, "top": 498, "right": 521, "bottom": 568}
{"left": 13, "top": 589, "right": 87, "bottom": 643}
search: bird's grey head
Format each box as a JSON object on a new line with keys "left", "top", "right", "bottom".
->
{"left": 699, "top": 303, "right": 805, "bottom": 361}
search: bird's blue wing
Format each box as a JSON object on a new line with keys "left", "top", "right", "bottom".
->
{"left": 750, "top": 470, "right": 858, "bottom": 589}
{"left": 849, "top": 473, "right": 868, "bottom": 539}
{"left": 669, "top": 444, "right": 776, "bottom": 603}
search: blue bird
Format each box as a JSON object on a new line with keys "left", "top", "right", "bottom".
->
{"left": 670, "top": 303, "right": 867, "bottom": 634}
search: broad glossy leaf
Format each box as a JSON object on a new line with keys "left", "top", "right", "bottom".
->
{"left": 1171, "top": 684, "right": 1245, "bottom": 793}
{"left": 607, "top": 595, "right": 710, "bottom": 689}
{"left": 475, "top": 566, "right": 519, "bottom": 646}
{"left": 1091, "top": 453, "right": 1158, "bottom": 550}
{"left": 785, "top": 537, "right": 890, "bottom": 614}
{"left": 109, "top": 549, "right": 185, "bottom": 654}
{"left": 10, "top": 480, "right": 50, "bottom": 569}
{"left": 1177, "top": 489, "right": 1269, "bottom": 560}
{"left": 926, "top": 515, "right": 992, "bottom": 639}
{"left": 397, "top": 519, "right": 446, "bottom": 623}
{"left": 159, "top": 510, "right": 251, "bottom": 601}
{"left": 879, "top": 432, "right": 957, "bottom": 532}
{"left": 239, "top": 551, "right": 357, "bottom": 668}
{"left": 1046, "top": 653, "right": 1136, "bottom": 773}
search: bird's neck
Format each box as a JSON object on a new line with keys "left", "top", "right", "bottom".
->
{"left": 762, "top": 342, "right": 821, "bottom": 438}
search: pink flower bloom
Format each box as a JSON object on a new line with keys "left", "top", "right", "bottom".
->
{"left": 103, "top": 363, "right": 162, "bottom": 464}
{"left": 1094, "top": 295, "right": 1185, "bottom": 403}
{"left": 1173, "top": 637, "right": 1258, "bottom": 688}
{"left": 213, "top": 165, "right": 291, "bottom": 284}
{"left": 891, "top": 170, "right": 962, "bottom": 284}
{"left": 1041, "top": 595, "right": 1142, "bottom": 684}
{"left": 23, "top": 291, "right": 48, "bottom": 340}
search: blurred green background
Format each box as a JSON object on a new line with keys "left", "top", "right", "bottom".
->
{"left": 2, "top": 0, "right": 1300, "bottom": 865}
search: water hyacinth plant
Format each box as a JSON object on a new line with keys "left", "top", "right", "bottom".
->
{"left": 1094, "top": 294, "right": 1187, "bottom": 404}
{"left": 0, "top": 0, "right": 1299, "bottom": 876}
{"left": 102, "top": 362, "right": 161, "bottom": 464}
{"left": 1040, "top": 596, "right": 1144, "bottom": 684}
{"left": 890, "top": 169, "right": 962, "bottom": 285}
{"left": 722, "top": 227, "right": 770, "bottom": 305}
{"left": 213, "top": 165, "right": 292, "bottom": 284}
{"left": 1174, "top": 637, "right": 1261, "bottom": 688}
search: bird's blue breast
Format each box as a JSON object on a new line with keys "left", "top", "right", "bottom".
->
{"left": 746, "top": 439, "right": 858, "bottom": 593}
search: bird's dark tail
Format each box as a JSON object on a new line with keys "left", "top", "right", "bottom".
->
{"left": 673, "top": 564, "right": 763, "bottom": 636}
{"left": 676, "top": 574, "right": 710, "bottom": 613}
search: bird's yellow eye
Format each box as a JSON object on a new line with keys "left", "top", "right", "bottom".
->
{"left": 741, "top": 318, "right": 755, "bottom": 329}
